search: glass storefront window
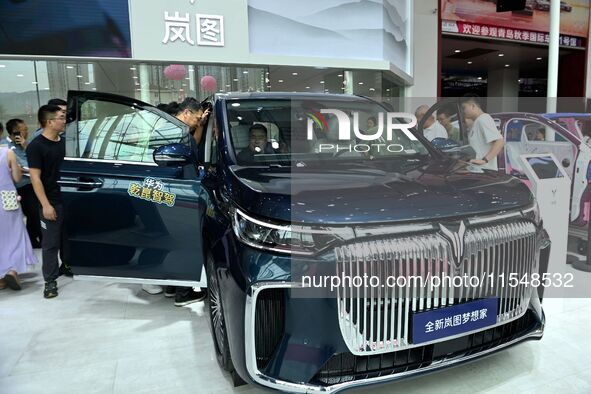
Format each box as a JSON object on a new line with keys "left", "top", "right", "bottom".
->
{"left": 0, "top": 58, "right": 403, "bottom": 139}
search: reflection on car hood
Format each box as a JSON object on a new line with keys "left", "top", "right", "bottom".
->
{"left": 227, "top": 160, "right": 533, "bottom": 224}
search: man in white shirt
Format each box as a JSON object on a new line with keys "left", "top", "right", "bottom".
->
{"left": 460, "top": 95, "right": 504, "bottom": 171}
{"left": 415, "top": 105, "right": 448, "bottom": 141}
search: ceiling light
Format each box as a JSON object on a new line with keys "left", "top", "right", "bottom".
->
{"left": 231, "top": 103, "right": 241, "bottom": 107}
{"left": 92, "top": 87, "right": 97, "bottom": 91}
{"left": 358, "top": 82, "right": 364, "bottom": 85}
{"left": 129, "top": 67, "right": 136, "bottom": 71}
{"left": 66, "top": 66, "right": 74, "bottom": 69}
{"left": 17, "top": 74, "right": 24, "bottom": 77}
{"left": 132, "top": 76, "right": 138, "bottom": 79}
{"left": 278, "top": 79, "right": 284, "bottom": 83}
{"left": 467, "top": 61, "right": 473, "bottom": 64}
{"left": 477, "top": 77, "right": 483, "bottom": 80}
{"left": 306, "top": 86, "right": 310, "bottom": 89}
{"left": 233, "top": 78, "right": 239, "bottom": 81}
{"left": 242, "top": 71, "right": 249, "bottom": 74}
{"left": 337, "top": 74, "right": 343, "bottom": 77}
{"left": 537, "top": 57, "right": 543, "bottom": 60}
{"left": 454, "top": 49, "right": 461, "bottom": 53}
{"left": 386, "top": 88, "right": 391, "bottom": 92}
{"left": 505, "top": 64, "right": 510, "bottom": 67}
{"left": 226, "top": 84, "right": 231, "bottom": 87}
{"left": 320, "top": 81, "right": 325, "bottom": 84}
{"left": 498, "top": 53, "right": 505, "bottom": 57}
{"left": 76, "top": 75, "right": 83, "bottom": 78}
{"left": 85, "top": 82, "right": 91, "bottom": 85}
{"left": 44, "top": 87, "right": 50, "bottom": 90}
{"left": 32, "top": 81, "right": 38, "bottom": 84}
{"left": 369, "top": 88, "right": 375, "bottom": 91}
{"left": 292, "top": 72, "right": 298, "bottom": 76}
{"left": 185, "top": 77, "right": 190, "bottom": 80}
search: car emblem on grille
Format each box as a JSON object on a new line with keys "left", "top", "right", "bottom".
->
{"left": 439, "top": 221, "right": 466, "bottom": 270}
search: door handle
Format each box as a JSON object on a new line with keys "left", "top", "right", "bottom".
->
{"left": 58, "top": 178, "right": 103, "bottom": 189}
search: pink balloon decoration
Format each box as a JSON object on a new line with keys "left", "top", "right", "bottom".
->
{"left": 163, "top": 64, "right": 187, "bottom": 81}
{"left": 200, "top": 75, "right": 217, "bottom": 92}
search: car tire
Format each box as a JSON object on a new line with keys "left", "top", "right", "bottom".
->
{"left": 205, "top": 252, "right": 246, "bottom": 387}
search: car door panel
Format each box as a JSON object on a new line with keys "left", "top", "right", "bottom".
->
{"left": 64, "top": 91, "right": 205, "bottom": 286}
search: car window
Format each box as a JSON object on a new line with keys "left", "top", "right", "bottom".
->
{"left": 69, "top": 99, "right": 185, "bottom": 163}
{"left": 508, "top": 119, "right": 568, "bottom": 143}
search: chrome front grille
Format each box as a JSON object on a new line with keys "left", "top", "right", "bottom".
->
{"left": 335, "top": 220, "right": 538, "bottom": 355}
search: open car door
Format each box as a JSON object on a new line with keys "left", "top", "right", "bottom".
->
{"left": 417, "top": 98, "right": 476, "bottom": 161}
{"left": 61, "top": 91, "right": 206, "bottom": 287}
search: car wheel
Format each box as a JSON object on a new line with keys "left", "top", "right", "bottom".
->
{"left": 205, "top": 252, "right": 246, "bottom": 386}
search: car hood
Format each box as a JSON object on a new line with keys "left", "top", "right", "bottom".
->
{"left": 226, "top": 159, "right": 533, "bottom": 225}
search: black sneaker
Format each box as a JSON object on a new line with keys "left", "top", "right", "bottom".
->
{"left": 59, "top": 263, "right": 73, "bottom": 277}
{"left": 174, "top": 289, "right": 207, "bottom": 307}
{"left": 164, "top": 286, "right": 177, "bottom": 298}
{"left": 44, "top": 281, "right": 58, "bottom": 299}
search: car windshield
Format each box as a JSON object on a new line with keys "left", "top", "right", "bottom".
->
{"left": 226, "top": 98, "right": 430, "bottom": 167}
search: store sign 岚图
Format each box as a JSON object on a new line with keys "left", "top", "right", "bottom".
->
{"left": 162, "top": 12, "right": 225, "bottom": 47}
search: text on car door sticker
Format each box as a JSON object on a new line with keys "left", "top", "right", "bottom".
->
{"left": 127, "top": 177, "right": 176, "bottom": 207}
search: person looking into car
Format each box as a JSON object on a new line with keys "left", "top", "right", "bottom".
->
{"left": 151, "top": 98, "right": 208, "bottom": 306}
{"left": 460, "top": 94, "right": 504, "bottom": 171}
{"left": 165, "top": 98, "right": 211, "bottom": 164}
{"left": 5, "top": 118, "right": 42, "bottom": 248}
{"left": 237, "top": 124, "right": 277, "bottom": 163}
{"left": 415, "top": 105, "right": 448, "bottom": 141}
{"left": 26, "top": 104, "right": 72, "bottom": 299}
{"left": 436, "top": 105, "right": 460, "bottom": 142}
{"left": 175, "top": 97, "right": 211, "bottom": 146}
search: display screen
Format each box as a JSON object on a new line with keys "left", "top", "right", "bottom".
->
{"left": 526, "top": 156, "right": 565, "bottom": 179}
{"left": 0, "top": 0, "right": 131, "bottom": 57}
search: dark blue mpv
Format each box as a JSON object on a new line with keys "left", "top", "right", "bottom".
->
{"left": 62, "top": 91, "right": 550, "bottom": 392}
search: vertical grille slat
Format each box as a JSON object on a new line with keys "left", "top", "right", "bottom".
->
{"left": 335, "top": 220, "right": 538, "bottom": 355}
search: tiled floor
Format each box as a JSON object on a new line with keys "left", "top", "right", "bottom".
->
{"left": 1, "top": 253, "right": 590, "bottom": 394}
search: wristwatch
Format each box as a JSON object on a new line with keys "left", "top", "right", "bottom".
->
{"left": 482, "top": 157, "right": 489, "bottom": 163}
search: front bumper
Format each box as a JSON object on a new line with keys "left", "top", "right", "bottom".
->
{"left": 244, "top": 282, "right": 545, "bottom": 393}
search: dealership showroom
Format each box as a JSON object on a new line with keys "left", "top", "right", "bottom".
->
{"left": 2, "top": 0, "right": 591, "bottom": 393}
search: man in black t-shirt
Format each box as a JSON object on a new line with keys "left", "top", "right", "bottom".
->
{"left": 26, "top": 104, "right": 69, "bottom": 299}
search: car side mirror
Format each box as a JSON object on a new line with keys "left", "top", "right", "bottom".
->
{"left": 153, "top": 143, "right": 193, "bottom": 167}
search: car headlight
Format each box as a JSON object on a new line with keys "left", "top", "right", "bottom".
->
{"left": 522, "top": 201, "right": 541, "bottom": 224}
{"left": 231, "top": 207, "right": 351, "bottom": 255}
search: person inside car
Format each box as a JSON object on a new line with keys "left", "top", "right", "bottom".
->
{"left": 237, "top": 124, "right": 278, "bottom": 163}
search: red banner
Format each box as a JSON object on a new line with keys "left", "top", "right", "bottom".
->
{"left": 442, "top": 20, "right": 584, "bottom": 48}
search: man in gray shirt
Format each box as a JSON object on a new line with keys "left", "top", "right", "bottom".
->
{"left": 460, "top": 95, "right": 504, "bottom": 171}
